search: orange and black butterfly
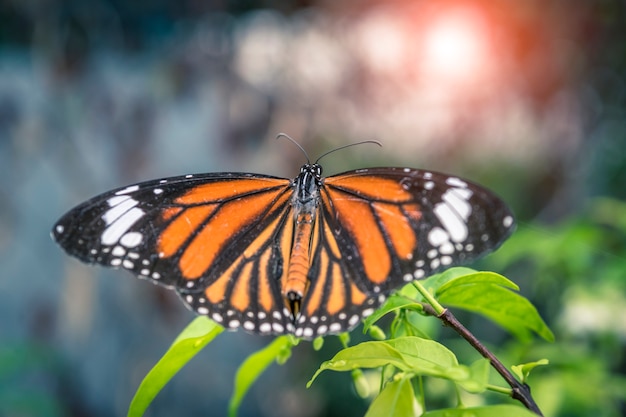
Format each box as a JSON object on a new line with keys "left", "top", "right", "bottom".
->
{"left": 52, "top": 142, "right": 515, "bottom": 339}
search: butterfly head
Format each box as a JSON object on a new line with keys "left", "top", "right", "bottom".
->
{"left": 295, "top": 163, "right": 323, "bottom": 203}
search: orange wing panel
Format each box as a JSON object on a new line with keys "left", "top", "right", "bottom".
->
{"left": 326, "top": 188, "right": 390, "bottom": 284}
{"left": 158, "top": 205, "right": 217, "bottom": 258}
{"left": 230, "top": 262, "right": 254, "bottom": 312}
{"left": 349, "top": 281, "right": 368, "bottom": 306}
{"left": 324, "top": 175, "right": 413, "bottom": 202}
{"left": 372, "top": 202, "right": 416, "bottom": 260}
{"left": 257, "top": 249, "right": 277, "bottom": 313}
{"left": 179, "top": 190, "right": 284, "bottom": 279}
{"left": 243, "top": 201, "right": 288, "bottom": 258}
{"left": 326, "top": 262, "right": 346, "bottom": 315}
{"left": 305, "top": 249, "right": 329, "bottom": 315}
{"left": 323, "top": 221, "right": 341, "bottom": 258}
{"left": 162, "top": 206, "right": 183, "bottom": 221}
{"left": 204, "top": 263, "right": 236, "bottom": 303}
{"left": 175, "top": 178, "right": 288, "bottom": 204}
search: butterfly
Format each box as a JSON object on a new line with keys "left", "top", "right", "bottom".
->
{"left": 52, "top": 141, "right": 515, "bottom": 339}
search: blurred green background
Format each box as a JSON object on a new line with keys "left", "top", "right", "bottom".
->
{"left": 0, "top": 0, "right": 624, "bottom": 416}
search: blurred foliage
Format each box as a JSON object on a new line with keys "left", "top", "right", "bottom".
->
{"left": 486, "top": 197, "right": 626, "bottom": 417}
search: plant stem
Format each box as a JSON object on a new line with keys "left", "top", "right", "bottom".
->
{"left": 423, "top": 303, "right": 544, "bottom": 416}
{"left": 411, "top": 281, "right": 544, "bottom": 416}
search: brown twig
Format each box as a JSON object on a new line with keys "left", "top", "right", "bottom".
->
{"left": 421, "top": 303, "right": 544, "bottom": 416}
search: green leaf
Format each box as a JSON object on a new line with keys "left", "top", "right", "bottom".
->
{"left": 436, "top": 271, "right": 519, "bottom": 293}
{"left": 362, "top": 295, "right": 424, "bottom": 333}
{"left": 384, "top": 337, "right": 458, "bottom": 370}
{"left": 435, "top": 272, "right": 554, "bottom": 342}
{"left": 455, "top": 359, "right": 491, "bottom": 393}
{"left": 308, "top": 337, "right": 464, "bottom": 386}
{"left": 307, "top": 341, "right": 410, "bottom": 387}
{"left": 365, "top": 377, "right": 418, "bottom": 417}
{"left": 127, "top": 317, "right": 223, "bottom": 417}
{"left": 228, "top": 336, "right": 295, "bottom": 417}
{"left": 422, "top": 267, "right": 478, "bottom": 293}
{"left": 422, "top": 404, "right": 539, "bottom": 417}
{"left": 512, "top": 359, "right": 549, "bottom": 383}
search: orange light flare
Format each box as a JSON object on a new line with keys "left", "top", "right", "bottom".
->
{"left": 419, "top": 6, "right": 493, "bottom": 85}
{"left": 354, "top": 1, "right": 508, "bottom": 97}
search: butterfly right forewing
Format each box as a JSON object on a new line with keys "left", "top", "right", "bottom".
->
{"left": 320, "top": 167, "right": 515, "bottom": 296}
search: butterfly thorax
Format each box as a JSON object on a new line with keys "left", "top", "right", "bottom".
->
{"left": 283, "top": 163, "right": 323, "bottom": 321}
{"left": 294, "top": 163, "right": 322, "bottom": 203}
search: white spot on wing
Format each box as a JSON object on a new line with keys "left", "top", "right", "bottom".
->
{"left": 111, "top": 246, "right": 126, "bottom": 257}
{"left": 101, "top": 207, "right": 145, "bottom": 245}
{"left": 428, "top": 227, "right": 449, "bottom": 246}
{"left": 434, "top": 203, "right": 468, "bottom": 242}
{"left": 439, "top": 242, "right": 455, "bottom": 255}
{"left": 115, "top": 185, "right": 140, "bottom": 195}
{"left": 443, "top": 189, "right": 472, "bottom": 220}
{"left": 55, "top": 225, "right": 65, "bottom": 234}
{"left": 445, "top": 177, "right": 467, "bottom": 188}
{"left": 329, "top": 323, "right": 342, "bottom": 333}
{"left": 107, "top": 195, "right": 131, "bottom": 207}
{"left": 452, "top": 187, "right": 473, "bottom": 200}
{"left": 102, "top": 197, "right": 139, "bottom": 225}
{"left": 503, "top": 215, "right": 513, "bottom": 227}
{"left": 120, "top": 232, "right": 143, "bottom": 248}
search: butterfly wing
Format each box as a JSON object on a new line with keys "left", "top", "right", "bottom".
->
{"left": 321, "top": 167, "right": 515, "bottom": 292}
{"left": 52, "top": 172, "right": 296, "bottom": 334}
{"left": 292, "top": 167, "right": 515, "bottom": 338}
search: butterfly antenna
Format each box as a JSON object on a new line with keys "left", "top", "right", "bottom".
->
{"left": 276, "top": 133, "right": 311, "bottom": 163}
{"left": 315, "top": 140, "right": 382, "bottom": 164}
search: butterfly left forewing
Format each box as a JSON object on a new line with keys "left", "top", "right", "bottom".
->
{"left": 52, "top": 173, "right": 292, "bottom": 290}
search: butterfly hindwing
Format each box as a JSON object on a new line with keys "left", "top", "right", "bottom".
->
{"left": 179, "top": 198, "right": 295, "bottom": 335}
{"left": 294, "top": 215, "right": 386, "bottom": 338}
